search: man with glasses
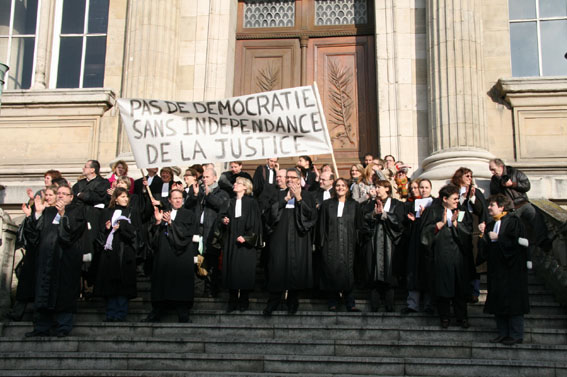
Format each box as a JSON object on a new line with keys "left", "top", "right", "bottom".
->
{"left": 263, "top": 168, "right": 317, "bottom": 316}
{"left": 314, "top": 171, "right": 335, "bottom": 209}
{"left": 24, "top": 185, "right": 86, "bottom": 337}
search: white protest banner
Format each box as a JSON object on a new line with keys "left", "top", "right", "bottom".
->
{"left": 116, "top": 84, "right": 333, "bottom": 169}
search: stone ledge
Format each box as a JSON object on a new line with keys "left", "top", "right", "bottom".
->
{"left": 2, "top": 88, "right": 116, "bottom": 107}
{"left": 497, "top": 77, "right": 567, "bottom": 94}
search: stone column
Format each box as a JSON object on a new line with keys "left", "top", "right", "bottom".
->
{"left": 0, "top": 209, "right": 18, "bottom": 311}
{"left": 31, "top": 0, "right": 55, "bottom": 89}
{"left": 118, "top": 0, "right": 180, "bottom": 154}
{"left": 421, "top": 0, "right": 493, "bottom": 180}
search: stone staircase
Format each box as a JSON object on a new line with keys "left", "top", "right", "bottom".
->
{"left": 1, "top": 272, "right": 566, "bottom": 376}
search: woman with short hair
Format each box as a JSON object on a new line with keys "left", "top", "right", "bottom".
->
{"left": 108, "top": 160, "right": 134, "bottom": 194}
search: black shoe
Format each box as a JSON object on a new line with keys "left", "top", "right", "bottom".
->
{"left": 287, "top": 304, "right": 298, "bottom": 315}
{"left": 141, "top": 313, "right": 161, "bottom": 323}
{"left": 262, "top": 308, "right": 273, "bottom": 317}
{"left": 237, "top": 303, "right": 249, "bottom": 312}
{"left": 385, "top": 305, "right": 394, "bottom": 312}
{"left": 226, "top": 303, "right": 238, "bottom": 313}
{"left": 424, "top": 307, "right": 435, "bottom": 315}
{"left": 440, "top": 319, "right": 450, "bottom": 329}
{"left": 400, "top": 307, "right": 418, "bottom": 315}
{"left": 25, "top": 330, "right": 50, "bottom": 338}
{"left": 502, "top": 337, "right": 523, "bottom": 346}
{"left": 456, "top": 319, "right": 470, "bottom": 329}
{"left": 103, "top": 317, "right": 116, "bottom": 322}
{"left": 328, "top": 305, "right": 337, "bottom": 312}
{"left": 178, "top": 315, "right": 192, "bottom": 323}
{"left": 347, "top": 307, "right": 361, "bottom": 313}
{"left": 490, "top": 335, "right": 507, "bottom": 343}
{"left": 56, "top": 330, "right": 70, "bottom": 338}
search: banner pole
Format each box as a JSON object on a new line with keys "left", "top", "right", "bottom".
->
{"left": 140, "top": 168, "right": 157, "bottom": 203}
{"left": 312, "top": 82, "right": 339, "bottom": 178}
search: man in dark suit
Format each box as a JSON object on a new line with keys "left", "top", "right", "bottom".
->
{"left": 314, "top": 171, "right": 335, "bottom": 209}
{"left": 253, "top": 158, "right": 278, "bottom": 198}
{"left": 133, "top": 168, "right": 163, "bottom": 199}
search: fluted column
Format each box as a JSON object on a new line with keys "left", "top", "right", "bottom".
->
{"left": 421, "top": 0, "right": 493, "bottom": 179}
{"left": 31, "top": 0, "right": 55, "bottom": 89}
{"left": 119, "top": 0, "right": 180, "bottom": 153}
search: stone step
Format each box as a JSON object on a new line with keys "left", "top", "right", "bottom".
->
{"left": 0, "top": 336, "right": 566, "bottom": 362}
{"left": 0, "top": 352, "right": 565, "bottom": 376}
{"left": 0, "top": 372, "right": 409, "bottom": 377}
{"left": 4, "top": 321, "right": 567, "bottom": 345}
{"left": 25, "top": 308, "right": 565, "bottom": 329}
{"left": 74, "top": 296, "right": 565, "bottom": 316}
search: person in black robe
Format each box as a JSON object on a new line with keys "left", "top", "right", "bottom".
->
{"left": 421, "top": 184, "right": 472, "bottom": 329}
{"left": 143, "top": 189, "right": 197, "bottom": 323}
{"left": 402, "top": 179, "right": 435, "bottom": 314}
{"left": 252, "top": 158, "right": 278, "bottom": 198}
{"left": 217, "top": 177, "right": 263, "bottom": 312}
{"left": 218, "top": 161, "right": 253, "bottom": 198}
{"left": 362, "top": 179, "right": 405, "bottom": 312}
{"left": 478, "top": 194, "right": 530, "bottom": 345}
{"left": 297, "top": 155, "right": 317, "bottom": 191}
{"left": 24, "top": 184, "right": 86, "bottom": 337}
{"left": 72, "top": 160, "right": 110, "bottom": 296}
{"left": 133, "top": 168, "right": 163, "bottom": 199}
{"left": 6, "top": 187, "right": 59, "bottom": 321}
{"left": 95, "top": 188, "right": 142, "bottom": 322}
{"left": 451, "top": 167, "right": 489, "bottom": 303}
{"left": 184, "top": 168, "right": 229, "bottom": 297}
{"left": 317, "top": 178, "right": 362, "bottom": 311}
{"left": 263, "top": 168, "right": 317, "bottom": 315}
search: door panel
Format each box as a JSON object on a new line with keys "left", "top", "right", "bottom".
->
{"left": 234, "top": 39, "right": 301, "bottom": 96}
{"left": 307, "top": 36, "right": 377, "bottom": 161}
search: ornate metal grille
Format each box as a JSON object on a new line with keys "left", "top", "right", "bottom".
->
{"left": 315, "top": 0, "right": 368, "bottom": 25}
{"left": 243, "top": 0, "right": 295, "bottom": 28}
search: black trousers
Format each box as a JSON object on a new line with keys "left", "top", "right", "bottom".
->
{"left": 437, "top": 296, "right": 467, "bottom": 321}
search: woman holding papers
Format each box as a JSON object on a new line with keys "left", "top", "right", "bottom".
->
{"left": 218, "top": 177, "right": 263, "bottom": 313}
{"left": 95, "top": 188, "right": 140, "bottom": 322}
{"left": 421, "top": 185, "right": 472, "bottom": 329}
{"left": 317, "top": 178, "right": 362, "bottom": 312}
{"left": 401, "top": 179, "right": 435, "bottom": 314}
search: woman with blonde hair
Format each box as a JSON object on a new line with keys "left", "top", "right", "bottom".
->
{"left": 351, "top": 164, "right": 377, "bottom": 203}
{"left": 218, "top": 177, "right": 263, "bottom": 312}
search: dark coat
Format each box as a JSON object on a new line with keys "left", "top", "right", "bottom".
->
{"left": 253, "top": 164, "right": 277, "bottom": 198}
{"left": 218, "top": 171, "right": 253, "bottom": 197}
{"left": 149, "top": 207, "right": 197, "bottom": 302}
{"left": 313, "top": 188, "right": 334, "bottom": 209}
{"left": 405, "top": 199, "right": 434, "bottom": 291}
{"left": 421, "top": 203, "right": 472, "bottom": 298}
{"left": 218, "top": 196, "right": 263, "bottom": 290}
{"left": 15, "top": 216, "right": 38, "bottom": 302}
{"left": 184, "top": 184, "right": 230, "bottom": 257}
{"left": 24, "top": 205, "right": 86, "bottom": 312}
{"left": 317, "top": 198, "right": 361, "bottom": 292}
{"left": 457, "top": 186, "right": 488, "bottom": 273}
{"left": 133, "top": 175, "right": 163, "bottom": 198}
{"left": 480, "top": 214, "right": 530, "bottom": 316}
{"left": 94, "top": 206, "right": 140, "bottom": 299}
{"left": 490, "top": 165, "right": 531, "bottom": 206}
{"left": 362, "top": 198, "right": 406, "bottom": 285}
{"left": 265, "top": 189, "right": 317, "bottom": 291}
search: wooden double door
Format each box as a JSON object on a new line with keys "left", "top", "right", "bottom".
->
{"left": 234, "top": 35, "right": 377, "bottom": 172}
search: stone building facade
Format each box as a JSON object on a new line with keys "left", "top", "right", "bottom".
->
{"left": 0, "top": 0, "right": 566, "bottom": 216}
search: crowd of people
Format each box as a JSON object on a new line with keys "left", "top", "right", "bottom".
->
{"left": 7, "top": 155, "right": 542, "bottom": 346}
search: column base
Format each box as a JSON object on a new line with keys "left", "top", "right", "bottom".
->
{"left": 420, "top": 148, "right": 495, "bottom": 181}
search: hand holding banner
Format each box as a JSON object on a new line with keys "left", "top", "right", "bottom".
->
{"left": 117, "top": 85, "right": 334, "bottom": 169}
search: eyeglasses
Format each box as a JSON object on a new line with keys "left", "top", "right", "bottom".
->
{"left": 57, "top": 192, "right": 72, "bottom": 196}
{"left": 286, "top": 176, "right": 299, "bottom": 180}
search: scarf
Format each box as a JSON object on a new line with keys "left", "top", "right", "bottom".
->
{"left": 395, "top": 175, "right": 409, "bottom": 198}
{"left": 104, "top": 214, "right": 132, "bottom": 251}
{"left": 492, "top": 211, "right": 508, "bottom": 222}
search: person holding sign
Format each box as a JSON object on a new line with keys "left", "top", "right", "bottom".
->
{"left": 143, "top": 190, "right": 197, "bottom": 323}
{"left": 402, "top": 179, "right": 435, "bottom": 314}
{"left": 217, "top": 177, "right": 263, "bottom": 312}
{"left": 421, "top": 185, "right": 472, "bottom": 329}
{"left": 253, "top": 158, "right": 278, "bottom": 198}
{"left": 263, "top": 168, "right": 317, "bottom": 316}
{"left": 184, "top": 168, "right": 229, "bottom": 298}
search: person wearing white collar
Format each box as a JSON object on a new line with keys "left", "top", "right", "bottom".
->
{"left": 143, "top": 189, "right": 198, "bottom": 323}
{"left": 421, "top": 184, "right": 472, "bottom": 330}
{"left": 478, "top": 194, "right": 530, "bottom": 346}
{"left": 363, "top": 179, "right": 406, "bottom": 313}
{"left": 219, "top": 177, "right": 263, "bottom": 313}
{"left": 317, "top": 178, "right": 362, "bottom": 312}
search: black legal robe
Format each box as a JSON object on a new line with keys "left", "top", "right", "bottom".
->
{"left": 149, "top": 207, "right": 197, "bottom": 303}
{"left": 24, "top": 205, "right": 86, "bottom": 312}
{"left": 421, "top": 203, "right": 472, "bottom": 298}
{"left": 317, "top": 198, "right": 361, "bottom": 292}
{"left": 218, "top": 171, "right": 253, "bottom": 197}
{"left": 405, "top": 199, "right": 434, "bottom": 292}
{"left": 94, "top": 206, "right": 140, "bottom": 299}
{"left": 133, "top": 175, "right": 163, "bottom": 198}
{"left": 265, "top": 189, "right": 317, "bottom": 292}
{"left": 362, "top": 198, "right": 406, "bottom": 286}
{"left": 252, "top": 164, "right": 276, "bottom": 198}
{"left": 218, "top": 196, "right": 263, "bottom": 290}
{"left": 15, "top": 215, "right": 38, "bottom": 302}
{"left": 479, "top": 214, "right": 530, "bottom": 316}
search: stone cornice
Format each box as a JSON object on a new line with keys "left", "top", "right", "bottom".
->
{"left": 497, "top": 77, "right": 567, "bottom": 95}
{"left": 1, "top": 88, "right": 116, "bottom": 108}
